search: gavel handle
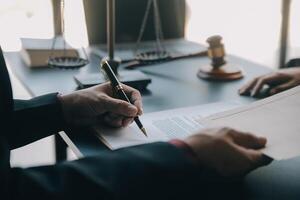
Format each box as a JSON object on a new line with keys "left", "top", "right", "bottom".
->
{"left": 123, "top": 50, "right": 208, "bottom": 69}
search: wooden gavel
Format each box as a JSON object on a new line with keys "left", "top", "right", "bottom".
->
{"left": 197, "top": 35, "right": 244, "bottom": 81}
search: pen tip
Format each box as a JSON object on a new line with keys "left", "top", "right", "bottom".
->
{"left": 141, "top": 127, "right": 148, "bottom": 137}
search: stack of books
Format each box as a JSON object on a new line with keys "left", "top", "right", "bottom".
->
{"left": 20, "top": 38, "right": 78, "bottom": 68}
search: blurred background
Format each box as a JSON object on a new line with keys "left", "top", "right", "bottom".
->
{"left": 2, "top": 0, "right": 300, "bottom": 167}
{"left": 1, "top": 0, "right": 300, "bottom": 68}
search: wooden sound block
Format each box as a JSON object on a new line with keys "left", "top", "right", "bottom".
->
{"left": 197, "top": 64, "right": 244, "bottom": 81}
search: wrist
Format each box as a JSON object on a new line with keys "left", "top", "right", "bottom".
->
{"left": 57, "top": 93, "right": 72, "bottom": 125}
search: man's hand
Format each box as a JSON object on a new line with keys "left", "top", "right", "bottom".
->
{"left": 239, "top": 68, "right": 300, "bottom": 97}
{"left": 184, "top": 127, "right": 271, "bottom": 177}
{"left": 59, "top": 82, "right": 143, "bottom": 127}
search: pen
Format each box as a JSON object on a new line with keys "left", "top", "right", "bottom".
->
{"left": 101, "top": 60, "right": 148, "bottom": 137}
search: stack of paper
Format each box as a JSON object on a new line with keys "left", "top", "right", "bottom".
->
{"left": 206, "top": 86, "right": 300, "bottom": 160}
{"left": 94, "top": 86, "right": 300, "bottom": 160}
{"left": 94, "top": 102, "right": 239, "bottom": 149}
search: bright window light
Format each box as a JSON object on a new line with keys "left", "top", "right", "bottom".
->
{"left": 0, "top": 0, "right": 53, "bottom": 51}
{"left": 0, "top": 0, "right": 299, "bottom": 69}
{"left": 186, "top": 0, "right": 281, "bottom": 68}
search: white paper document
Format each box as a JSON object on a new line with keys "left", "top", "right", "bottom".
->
{"left": 94, "top": 102, "right": 239, "bottom": 150}
{"left": 95, "top": 86, "right": 300, "bottom": 160}
{"left": 206, "top": 86, "right": 300, "bottom": 160}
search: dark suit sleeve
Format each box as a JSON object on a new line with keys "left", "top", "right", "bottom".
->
{"left": 7, "top": 93, "right": 65, "bottom": 149}
{"left": 3, "top": 142, "right": 207, "bottom": 200}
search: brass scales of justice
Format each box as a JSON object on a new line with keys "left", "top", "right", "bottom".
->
{"left": 49, "top": 0, "right": 244, "bottom": 82}
{"left": 122, "top": 0, "right": 244, "bottom": 81}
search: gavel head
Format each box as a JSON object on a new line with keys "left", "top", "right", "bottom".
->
{"left": 197, "top": 35, "right": 243, "bottom": 80}
{"left": 207, "top": 35, "right": 226, "bottom": 68}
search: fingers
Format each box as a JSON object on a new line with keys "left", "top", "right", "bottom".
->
{"left": 228, "top": 129, "right": 267, "bottom": 149}
{"left": 122, "top": 84, "right": 143, "bottom": 115}
{"left": 104, "top": 114, "right": 123, "bottom": 127}
{"left": 239, "top": 73, "right": 288, "bottom": 96}
{"left": 101, "top": 83, "right": 143, "bottom": 116}
{"left": 229, "top": 130, "right": 271, "bottom": 173}
{"left": 131, "top": 92, "right": 143, "bottom": 115}
{"left": 104, "top": 113, "right": 134, "bottom": 127}
{"left": 269, "top": 80, "right": 296, "bottom": 95}
{"left": 185, "top": 127, "right": 271, "bottom": 177}
{"left": 223, "top": 145, "right": 272, "bottom": 177}
{"left": 122, "top": 117, "right": 134, "bottom": 126}
{"left": 249, "top": 75, "right": 275, "bottom": 97}
{"left": 239, "top": 77, "right": 260, "bottom": 96}
{"left": 241, "top": 148, "right": 273, "bottom": 170}
{"left": 102, "top": 96, "right": 138, "bottom": 117}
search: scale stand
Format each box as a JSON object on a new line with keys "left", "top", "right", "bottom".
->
{"left": 134, "top": 0, "right": 170, "bottom": 62}
{"left": 48, "top": 0, "right": 89, "bottom": 69}
{"left": 100, "top": 0, "right": 151, "bottom": 91}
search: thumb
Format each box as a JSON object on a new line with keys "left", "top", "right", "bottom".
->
{"left": 244, "top": 149, "right": 273, "bottom": 169}
{"left": 102, "top": 96, "right": 138, "bottom": 117}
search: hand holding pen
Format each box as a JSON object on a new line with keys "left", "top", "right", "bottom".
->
{"left": 101, "top": 60, "right": 148, "bottom": 137}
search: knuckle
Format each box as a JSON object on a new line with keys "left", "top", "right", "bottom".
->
{"left": 256, "top": 77, "right": 267, "bottom": 85}
{"left": 94, "top": 84, "right": 106, "bottom": 92}
{"left": 132, "top": 90, "right": 142, "bottom": 99}
{"left": 223, "top": 132, "right": 232, "bottom": 139}
{"left": 220, "top": 127, "right": 231, "bottom": 132}
{"left": 96, "top": 93, "right": 106, "bottom": 100}
{"left": 116, "top": 101, "right": 125, "bottom": 109}
{"left": 225, "top": 127, "right": 234, "bottom": 132}
{"left": 291, "top": 81, "right": 299, "bottom": 87}
{"left": 197, "top": 133, "right": 210, "bottom": 140}
{"left": 253, "top": 77, "right": 260, "bottom": 82}
{"left": 121, "top": 83, "right": 128, "bottom": 87}
{"left": 100, "top": 82, "right": 110, "bottom": 89}
{"left": 132, "top": 88, "right": 140, "bottom": 94}
{"left": 275, "top": 71, "right": 283, "bottom": 76}
{"left": 256, "top": 77, "right": 263, "bottom": 83}
{"left": 220, "top": 127, "right": 233, "bottom": 136}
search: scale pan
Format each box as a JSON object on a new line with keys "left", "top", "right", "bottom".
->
{"left": 48, "top": 56, "right": 89, "bottom": 69}
{"left": 136, "top": 51, "right": 170, "bottom": 64}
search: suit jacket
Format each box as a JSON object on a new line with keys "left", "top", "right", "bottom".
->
{"left": 0, "top": 49, "right": 244, "bottom": 199}
{"left": 0, "top": 49, "right": 212, "bottom": 200}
